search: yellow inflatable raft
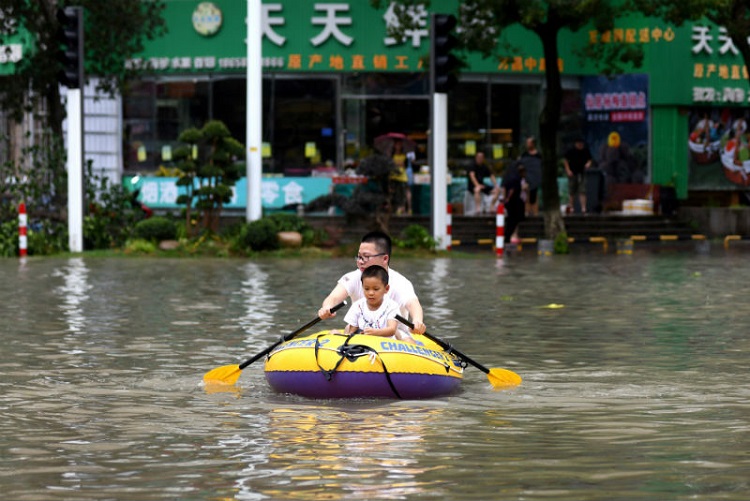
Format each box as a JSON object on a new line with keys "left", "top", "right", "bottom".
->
{"left": 264, "top": 330, "right": 465, "bottom": 399}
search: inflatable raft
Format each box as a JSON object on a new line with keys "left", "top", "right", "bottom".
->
{"left": 264, "top": 330, "right": 465, "bottom": 399}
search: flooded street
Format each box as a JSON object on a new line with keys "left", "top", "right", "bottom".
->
{"left": 1, "top": 251, "right": 749, "bottom": 500}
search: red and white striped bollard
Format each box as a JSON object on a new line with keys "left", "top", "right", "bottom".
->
{"left": 19, "top": 202, "right": 28, "bottom": 258}
{"left": 495, "top": 202, "right": 505, "bottom": 258}
{"left": 446, "top": 203, "right": 452, "bottom": 251}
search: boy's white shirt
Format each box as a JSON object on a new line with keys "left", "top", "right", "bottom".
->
{"left": 343, "top": 296, "right": 400, "bottom": 333}
{"left": 338, "top": 267, "right": 417, "bottom": 318}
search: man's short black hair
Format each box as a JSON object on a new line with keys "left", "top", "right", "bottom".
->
{"left": 361, "top": 265, "right": 389, "bottom": 285}
{"left": 361, "top": 231, "right": 392, "bottom": 256}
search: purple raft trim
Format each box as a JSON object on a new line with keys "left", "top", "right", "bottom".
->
{"left": 265, "top": 370, "right": 461, "bottom": 399}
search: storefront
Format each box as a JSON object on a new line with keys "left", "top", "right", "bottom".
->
{"left": 6, "top": 1, "right": 748, "bottom": 210}
{"left": 121, "top": 0, "right": 592, "bottom": 181}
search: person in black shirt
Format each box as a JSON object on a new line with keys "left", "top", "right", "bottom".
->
{"left": 563, "top": 137, "right": 593, "bottom": 214}
{"left": 501, "top": 163, "right": 527, "bottom": 244}
{"left": 520, "top": 136, "right": 541, "bottom": 216}
{"left": 466, "top": 151, "right": 500, "bottom": 215}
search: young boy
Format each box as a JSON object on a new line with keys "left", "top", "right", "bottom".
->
{"left": 343, "top": 265, "right": 416, "bottom": 343}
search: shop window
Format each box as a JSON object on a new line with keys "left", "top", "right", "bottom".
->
{"left": 264, "top": 78, "right": 336, "bottom": 175}
{"left": 123, "top": 80, "right": 209, "bottom": 172}
{"left": 449, "top": 82, "right": 488, "bottom": 173}
{"left": 212, "top": 78, "right": 247, "bottom": 152}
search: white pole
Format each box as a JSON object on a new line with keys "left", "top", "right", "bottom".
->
{"left": 431, "top": 93, "right": 448, "bottom": 250}
{"left": 67, "top": 88, "right": 84, "bottom": 252}
{"left": 246, "top": 0, "right": 263, "bottom": 221}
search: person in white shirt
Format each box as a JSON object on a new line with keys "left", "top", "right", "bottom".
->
{"left": 318, "top": 231, "right": 426, "bottom": 336}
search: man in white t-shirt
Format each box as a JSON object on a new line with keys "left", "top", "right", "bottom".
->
{"left": 318, "top": 231, "right": 426, "bottom": 335}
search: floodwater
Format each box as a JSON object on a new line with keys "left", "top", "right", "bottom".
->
{"left": 1, "top": 249, "right": 749, "bottom": 500}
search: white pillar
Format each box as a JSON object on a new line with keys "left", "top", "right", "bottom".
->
{"left": 431, "top": 93, "right": 448, "bottom": 250}
{"left": 67, "top": 88, "right": 84, "bottom": 252}
{"left": 246, "top": 0, "right": 263, "bottom": 221}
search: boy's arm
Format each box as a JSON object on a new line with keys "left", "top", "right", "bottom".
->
{"left": 364, "top": 319, "right": 397, "bottom": 337}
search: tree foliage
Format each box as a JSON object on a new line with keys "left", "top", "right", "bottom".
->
{"left": 0, "top": 0, "right": 166, "bottom": 133}
{"left": 173, "top": 120, "right": 245, "bottom": 236}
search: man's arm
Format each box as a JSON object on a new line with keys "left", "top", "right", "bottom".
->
{"left": 405, "top": 297, "right": 425, "bottom": 334}
{"left": 319, "top": 283, "right": 348, "bottom": 319}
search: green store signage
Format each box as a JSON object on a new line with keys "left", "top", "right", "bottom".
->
{"left": 2, "top": 1, "right": 748, "bottom": 107}
{"left": 129, "top": 0, "right": 567, "bottom": 75}
{"left": 645, "top": 22, "right": 750, "bottom": 106}
{"left": 132, "top": 1, "right": 750, "bottom": 107}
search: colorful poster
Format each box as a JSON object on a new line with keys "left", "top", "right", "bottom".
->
{"left": 581, "top": 74, "right": 649, "bottom": 184}
{"left": 688, "top": 107, "right": 750, "bottom": 189}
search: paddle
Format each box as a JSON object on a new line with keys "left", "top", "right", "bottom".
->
{"left": 203, "top": 301, "right": 347, "bottom": 385}
{"left": 396, "top": 315, "right": 522, "bottom": 388}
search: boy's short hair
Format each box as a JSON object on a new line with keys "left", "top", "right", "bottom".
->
{"left": 361, "top": 231, "right": 392, "bottom": 256}
{"left": 361, "top": 265, "right": 389, "bottom": 285}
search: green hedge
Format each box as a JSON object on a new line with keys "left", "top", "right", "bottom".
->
{"left": 236, "top": 213, "right": 314, "bottom": 252}
{"left": 133, "top": 217, "right": 177, "bottom": 242}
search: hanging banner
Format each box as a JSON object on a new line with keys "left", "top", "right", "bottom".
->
{"left": 581, "top": 74, "right": 649, "bottom": 185}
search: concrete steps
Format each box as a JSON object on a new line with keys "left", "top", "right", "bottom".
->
{"left": 516, "top": 215, "right": 699, "bottom": 241}
{"left": 305, "top": 213, "right": 704, "bottom": 249}
{"left": 390, "top": 214, "right": 703, "bottom": 249}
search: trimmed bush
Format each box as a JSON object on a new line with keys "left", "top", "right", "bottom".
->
{"left": 396, "top": 224, "right": 437, "bottom": 250}
{"left": 234, "top": 214, "right": 316, "bottom": 252}
{"left": 133, "top": 217, "right": 177, "bottom": 242}
{"left": 238, "top": 218, "right": 279, "bottom": 251}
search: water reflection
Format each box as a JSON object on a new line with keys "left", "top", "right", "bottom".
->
{"left": 421, "top": 259, "right": 453, "bottom": 326}
{"left": 236, "top": 262, "right": 278, "bottom": 343}
{"left": 53, "top": 257, "right": 91, "bottom": 333}
{"left": 233, "top": 405, "right": 441, "bottom": 500}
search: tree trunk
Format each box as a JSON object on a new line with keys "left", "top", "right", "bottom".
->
{"left": 536, "top": 18, "right": 566, "bottom": 242}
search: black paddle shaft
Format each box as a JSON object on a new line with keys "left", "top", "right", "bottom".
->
{"left": 238, "top": 301, "right": 346, "bottom": 370}
{"left": 395, "top": 314, "right": 491, "bottom": 375}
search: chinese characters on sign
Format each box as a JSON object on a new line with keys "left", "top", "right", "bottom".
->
{"left": 584, "top": 90, "right": 647, "bottom": 123}
{"left": 691, "top": 26, "right": 740, "bottom": 56}
{"left": 690, "top": 25, "right": 750, "bottom": 104}
{"left": 140, "top": 179, "right": 181, "bottom": 206}
{"left": 497, "top": 56, "right": 563, "bottom": 73}
{"left": 588, "top": 26, "right": 676, "bottom": 44}
{"left": 135, "top": 177, "right": 331, "bottom": 209}
{"left": 692, "top": 87, "right": 746, "bottom": 104}
{"left": 129, "top": 2, "right": 433, "bottom": 72}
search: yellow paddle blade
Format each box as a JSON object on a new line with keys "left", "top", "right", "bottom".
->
{"left": 203, "top": 383, "right": 241, "bottom": 395}
{"left": 487, "top": 368, "right": 522, "bottom": 388}
{"left": 203, "top": 364, "right": 242, "bottom": 385}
